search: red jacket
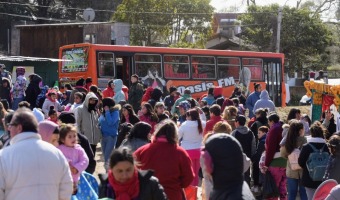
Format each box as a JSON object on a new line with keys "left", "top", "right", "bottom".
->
{"left": 134, "top": 141, "right": 194, "bottom": 200}
{"left": 265, "top": 122, "right": 283, "bottom": 166}
{"left": 204, "top": 115, "right": 223, "bottom": 136}
{"left": 102, "top": 87, "right": 114, "bottom": 98}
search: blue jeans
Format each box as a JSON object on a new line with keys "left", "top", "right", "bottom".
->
{"left": 12, "top": 97, "right": 24, "bottom": 110}
{"left": 287, "top": 177, "right": 307, "bottom": 200}
{"left": 101, "top": 135, "right": 117, "bottom": 163}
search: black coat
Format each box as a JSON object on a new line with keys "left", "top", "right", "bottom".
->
{"left": 100, "top": 170, "right": 168, "bottom": 200}
{"left": 298, "top": 141, "right": 329, "bottom": 189}
{"left": 25, "top": 74, "right": 42, "bottom": 109}
{"left": 77, "top": 133, "right": 96, "bottom": 174}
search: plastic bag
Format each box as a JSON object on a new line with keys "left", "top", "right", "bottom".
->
{"left": 184, "top": 185, "right": 198, "bottom": 200}
{"left": 262, "top": 171, "right": 280, "bottom": 199}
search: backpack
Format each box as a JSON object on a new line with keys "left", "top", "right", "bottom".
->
{"left": 306, "top": 144, "right": 329, "bottom": 181}
{"left": 288, "top": 148, "right": 302, "bottom": 170}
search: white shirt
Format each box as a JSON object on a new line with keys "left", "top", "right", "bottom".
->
{"left": 178, "top": 120, "right": 206, "bottom": 150}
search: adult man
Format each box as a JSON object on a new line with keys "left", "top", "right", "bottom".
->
{"left": 163, "top": 86, "right": 177, "bottom": 112}
{"left": 246, "top": 83, "right": 262, "bottom": 119}
{"left": 231, "top": 115, "right": 256, "bottom": 186}
{"left": 128, "top": 74, "right": 144, "bottom": 113}
{"left": 0, "top": 108, "right": 73, "bottom": 199}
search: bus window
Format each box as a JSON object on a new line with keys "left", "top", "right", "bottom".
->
{"left": 98, "top": 52, "right": 115, "bottom": 77}
{"left": 191, "top": 56, "right": 216, "bottom": 79}
{"left": 217, "top": 57, "right": 240, "bottom": 79}
{"left": 242, "top": 58, "right": 263, "bottom": 80}
{"left": 164, "top": 55, "right": 189, "bottom": 79}
{"left": 134, "top": 54, "right": 162, "bottom": 77}
{"left": 61, "top": 47, "right": 88, "bottom": 73}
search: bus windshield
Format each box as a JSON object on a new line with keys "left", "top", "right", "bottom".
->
{"left": 61, "top": 47, "right": 89, "bottom": 73}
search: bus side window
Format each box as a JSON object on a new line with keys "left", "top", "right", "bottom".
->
{"left": 217, "top": 57, "right": 240, "bottom": 80}
{"left": 98, "top": 52, "right": 115, "bottom": 77}
{"left": 164, "top": 55, "right": 189, "bottom": 79}
{"left": 191, "top": 56, "right": 215, "bottom": 79}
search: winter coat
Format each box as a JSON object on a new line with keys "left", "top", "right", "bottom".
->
{"left": 11, "top": 75, "right": 27, "bottom": 99}
{"left": 265, "top": 122, "right": 286, "bottom": 167}
{"left": 0, "top": 132, "right": 73, "bottom": 200}
{"left": 42, "top": 98, "right": 63, "bottom": 118}
{"left": 252, "top": 90, "right": 276, "bottom": 114}
{"left": 98, "top": 106, "right": 120, "bottom": 137}
{"left": 245, "top": 90, "right": 261, "bottom": 118}
{"left": 250, "top": 117, "right": 268, "bottom": 141}
{"left": 280, "top": 136, "right": 307, "bottom": 179}
{"left": 231, "top": 126, "right": 256, "bottom": 158}
{"left": 171, "top": 94, "right": 191, "bottom": 116}
{"left": 178, "top": 120, "right": 206, "bottom": 150}
{"left": 202, "top": 94, "right": 215, "bottom": 106}
{"left": 25, "top": 74, "right": 42, "bottom": 109}
{"left": 163, "top": 95, "right": 175, "bottom": 111}
{"left": 120, "top": 138, "right": 149, "bottom": 152}
{"left": 77, "top": 133, "right": 96, "bottom": 174}
{"left": 58, "top": 144, "right": 89, "bottom": 183}
{"left": 113, "top": 79, "right": 126, "bottom": 103}
{"left": 76, "top": 92, "right": 101, "bottom": 144}
{"left": 0, "top": 78, "right": 12, "bottom": 106}
{"left": 142, "top": 87, "right": 154, "bottom": 103}
{"left": 139, "top": 114, "right": 157, "bottom": 134}
{"left": 298, "top": 137, "right": 329, "bottom": 189}
{"left": 134, "top": 141, "right": 194, "bottom": 200}
{"left": 128, "top": 82, "right": 144, "bottom": 112}
{"left": 102, "top": 86, "right": 114, "bottom": 98}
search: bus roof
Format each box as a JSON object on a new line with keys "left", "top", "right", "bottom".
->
{"left": 60, "top": 43, "right": 284, "bottom": 59}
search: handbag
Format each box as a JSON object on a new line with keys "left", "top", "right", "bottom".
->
{"left": 288, "top": 148, "right": 302, "bottom": 170}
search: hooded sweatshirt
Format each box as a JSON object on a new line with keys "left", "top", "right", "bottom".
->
{"left": 204, "top": 133, "right": 255, "bottom": 200}
{"left": 38, "top": 120, "right": 59, "bottom": 143}
{"left": 25, "top": 74, "right": 42, "bottom": 109}
{"left": 113, "top": 79, "right": 126, "bottom": 103}
{"left": 253, "top": 90, "right": 276, "bottom": 114}
{"left": 76, "top": 92, "right": 101, "bottom": 144}
{"left": 231, "top": 126, "right": 256, "bottom": 158}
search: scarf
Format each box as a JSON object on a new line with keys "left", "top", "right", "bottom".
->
{"left": 108, "top": 168, "right": 140, "bottom": 200}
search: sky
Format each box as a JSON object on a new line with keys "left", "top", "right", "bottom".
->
{"left": 210, "top": 0, "right": 300, "bottom": 12}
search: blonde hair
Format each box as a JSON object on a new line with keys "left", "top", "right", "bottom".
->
{"left": 222, "top": 106, "right": 238, "bottom": 120}
{"left": 212, "top": 121, "right": 232, "bottom": 134}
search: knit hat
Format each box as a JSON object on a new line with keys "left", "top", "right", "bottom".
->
{"left": 58, "top": 111, "right": 76, "bottom": 124}
{"left": 16, "top": 67, "right": 25, "bottom": 77}
{"left": 33, "top": 108, "right": 45, "bottom": 123}
{"left": 169, "top": 86, "right": 177, "bottom": 94}
{"left": 76, "top": 78, "right": 85, "bottom": 86}
{"left": 38, "top": 120, "right": 59, "bottom": 142}
{"left": 204, "top": 133, "right": 244, "bottom": 189}
{"left": 177, "top": 100, "right": 190, "bottom": 111}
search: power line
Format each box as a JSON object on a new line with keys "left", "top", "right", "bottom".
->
{"left": 0, "top": 12, "right": 76, "bottom": 22}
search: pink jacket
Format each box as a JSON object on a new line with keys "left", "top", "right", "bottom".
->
{"left": 58, "top": 144, "right": 89, "bottom": 182}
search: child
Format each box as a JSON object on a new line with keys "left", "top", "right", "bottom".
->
{"left": 67, "top": 92, "right": 84, "bottom": 112}
{"left": 251, "top": 126, "right": 268, "bottom": 194}
{"left": 58, "top": 124, "right": 89, "bottom": 194}
{"left": 48, "top": 106, "right": 58, "bottom": 124}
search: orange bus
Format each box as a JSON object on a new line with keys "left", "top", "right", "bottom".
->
{"left": 59, "top": 43, "right": 286, "bottom": 106}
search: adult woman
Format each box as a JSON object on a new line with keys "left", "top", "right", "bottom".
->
{"left": 287, "top": 108, "right": 310, "bottom": 137}
{"left": 134, "top": 119, "right": 194, "bottom": 200}
{"left": 324, "top": 132, "right": 340, "bottom": 183}
{"left": 280, "top": 120, "right": 307, "bottom": 200}
{"left": 298, "top": 122, "right": 329, "bottom": 199}
{"left": 98, "top": 98, "right": 120, "bottom": 168}
{"left": 25, "top": 74, "right": 42, "bottom": 110}
{"left": 222, "top": 106, "right": 237, "bottom": 131}
{"left": 0, "top": 78, "right": 12, "bottom": 109}
{"left": 138, "top": 103, "right": 158, "bottom": 134}
{"left": 120, "top": 122, "right": 151, "bottom": 152}
{"left": 120, "top": 104, "right": 140, "bottom": 125}
{"left": 38, "top": 120, "right": 60, "bottom": 147}
{"left": 264, "top": 113, "right": 287, "bottom": 200}
{"left": 178, "top": 109, "right": 206, "bottom": 186}
{"left": 250, "top": 108, "right": 268, "bottom": 140}
{"left": 245, "top": 83, "right": 261, "bottom": 119}
{"left": 154, "top": 102, "right": 169, "bottom": 122}
{"left": 108, "top": 147, "right": 167, "bottom": 200}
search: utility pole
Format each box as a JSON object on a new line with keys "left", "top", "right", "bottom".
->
{"left": 276, "top": 7, "right": 283, "bottom": 53}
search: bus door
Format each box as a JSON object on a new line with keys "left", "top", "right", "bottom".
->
{"left": 114, "top": 52, "right": 134, "bottom": 87}
{"left": 264, "top": 59, "right": 282, "bottom": 106}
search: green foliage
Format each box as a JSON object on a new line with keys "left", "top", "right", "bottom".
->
{"left": 238, "top": 5, "right": 333, "bottom": 75}
{"left": 113, "top": 0, "right": 213, "bottom": 47}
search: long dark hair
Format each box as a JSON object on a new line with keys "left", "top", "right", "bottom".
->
{"left": 143, "top": 103, "right": 158, "bottom": 122}
{"left": 186, "top": 109, "right": 203, "bottom": 134}
{"left": 128, "top": 122, "right": 151, "bottom": 141}
{"left": 285, "top": 120, "right": 304, "bottom": 154}
{"left": 287, "top": 108, "right": 301, "bottom": 121}
{"left": 154, "top": 119, "right": 178, "bottom": 145}
{"left": 109, "top": 147, "right": 134, "bottom": 168}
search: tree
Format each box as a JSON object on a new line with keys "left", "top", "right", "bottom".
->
{"left": 239, "top": 5, "right": 333, "bottom": 75}
{"left": 113, "top": 0, "right": 213, "bottom": 47}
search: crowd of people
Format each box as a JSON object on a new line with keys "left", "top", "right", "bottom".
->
{"left": 0, "top": 64, "right": 340, "bottom": 200}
